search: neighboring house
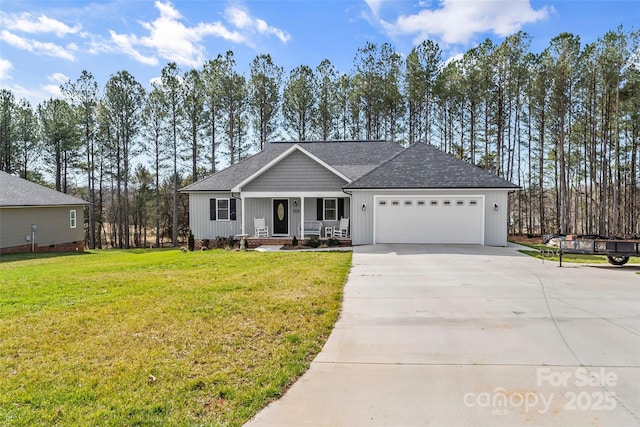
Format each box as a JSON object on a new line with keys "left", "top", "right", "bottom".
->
{"left": 180, "top": 141, "right": 519, "bottom": 247}
{"left": 0, "top": 171, "right": 89, "bottom": 254}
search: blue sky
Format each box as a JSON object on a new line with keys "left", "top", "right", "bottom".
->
{"left": 1, "top": 0, "right": 638, "bottom": 106}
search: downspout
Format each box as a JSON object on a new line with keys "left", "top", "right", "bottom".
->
{"left": 31, "top": 224, "right": 37, "bottom": 252}
{"left": 507, "top": 189, "right": 518, "bottom": 242}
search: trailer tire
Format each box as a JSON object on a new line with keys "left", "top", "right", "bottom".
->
{"left": 607, "top": 256, "right": 629, "bottom": 266}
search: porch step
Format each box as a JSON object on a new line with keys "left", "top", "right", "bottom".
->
{"left": 248, "top": 238, "right": 292, "bottom": 249}
{"left": 254, "top": 245, "right": 284, "bottom": 252}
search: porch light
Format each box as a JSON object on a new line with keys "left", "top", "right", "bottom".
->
{"left": 293, "top": 199, "right": 298, "bottom": 207}
{"left": 493, "top": 203, "right": 499, "bottom": 211}
{"left": 361, "top": 203, "right": 366, "bottom": 211}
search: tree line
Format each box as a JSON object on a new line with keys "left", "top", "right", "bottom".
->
{"left": 0, "top": 27, "right": 638, "bottom": 248}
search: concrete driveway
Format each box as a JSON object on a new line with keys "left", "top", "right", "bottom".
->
{"left": 246, "top": 244, "right": 640, "bottom": 426}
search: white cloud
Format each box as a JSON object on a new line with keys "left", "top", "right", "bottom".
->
{"left": 109, "top": 1, "right": 289, "bottom": 67}
{"left": 378, "top": 0, "right": 550, "bottom": 45}
{"left": 226, "top": 7, "right": 252, "bottom": 28}
{"left": 444, "top": 52, "right": 464, "bottom": 66}
{"left": 0, "top": 83, "right": 46, "bottom": 104}
{"left": 0, "top": 30, "right": 75, "bottom": 60}
{"left": 110, "top": 0, "right": 246, "bottom": 67}
{"left": 43, "top": 84, "right": 63, "bottom": 98}
{"left": 28, "top": 73, "right": 69, "bottom": 100}
{"left": 109, "top": 30, "right": 159, "bottom": 66}
{"left": 48, "top": 72, "right": 70, "bottom": 84}
{"left": 0, "top": 12, "right": 81, "bottom": 37}
{"left": 364, "top": 0, "right": 385, "bottom": 17}
{"left": 0, "top": 59, "right": 13, "bottom": 80}
{"left": 0, "top": 82, "right": 67, "bottom": 105}
{"left": 225, "top": 6, "right": 291, "bottom": 43}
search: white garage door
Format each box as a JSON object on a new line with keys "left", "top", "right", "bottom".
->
{"left": 375, "top": 196, "right": 484, "bottom": 244}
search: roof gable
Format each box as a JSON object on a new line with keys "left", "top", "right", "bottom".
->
{"left": 232, "top": 144, "right": 350, "bottom": 192}
{"left": 0, "top": 171, "right": 90, "bottom": 207}
{"left": 241, "top": 148, "right": 349, "bottom": 192}
{"left": 345, "top": 143, "right": 519, "bottom": 189}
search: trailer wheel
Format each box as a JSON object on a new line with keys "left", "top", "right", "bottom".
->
{"left": 607, "top": 256, "right": 629, "bottom": 266}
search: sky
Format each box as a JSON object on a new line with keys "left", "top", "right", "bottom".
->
{"left": 0, "top": 0, "right": 638, "bottom": 107}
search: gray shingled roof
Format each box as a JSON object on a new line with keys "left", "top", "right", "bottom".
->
{"left": 0, "top": 171, "right": 90, "bottom": 207}
{"left": 180, "top": 140, "right": 404, "bottom": 192}
{"left": 345, "top": 143, "right": 519, "bottom": 189}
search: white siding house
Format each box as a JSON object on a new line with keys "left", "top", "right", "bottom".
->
{"left": 181, "top": 141, "right": 518, "bottom": 247}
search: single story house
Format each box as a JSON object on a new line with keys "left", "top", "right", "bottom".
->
{"left": 180, "top": 141, "right": 519, "bottom": 247}
{"left": 0, "top": 171, "right": 89, "bottom": 254}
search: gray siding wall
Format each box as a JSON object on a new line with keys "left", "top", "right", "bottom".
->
{"left": 188, "top": 192, "right": 242, "bottom": 239}
{"left": 485, "top": 191, "right": 509, "bottom": 246}
{"left": 303, "top": 198, "right": 351, "bottom": 235}
{"left": 349, "top": 189, "right": 511, "bottom": 246}
{"left": 349, "top": 192, "right": 375, "bottom": 245}
{"left": 242, "top": 150, "right": 347, "bottom": 192}
{"left": 243, "top": 198, "right": 274, "bottom": 236}
{"left": 0, "top": 206, "right": 85, "bottom": 248}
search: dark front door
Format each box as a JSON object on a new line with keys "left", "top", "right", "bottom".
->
{"left": 273, "top": 199, "right": 289, "bottom": 235}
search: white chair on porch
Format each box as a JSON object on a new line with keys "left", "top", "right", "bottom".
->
{"left": 254, "top": 218, "right": 269, "bottom": 238}
{"left": 332, "top": 217, "right": 349, "bottom": 238}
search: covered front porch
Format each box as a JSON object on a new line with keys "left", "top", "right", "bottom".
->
{"left": 239, "top": 192, "right": 351, "bottom": 241}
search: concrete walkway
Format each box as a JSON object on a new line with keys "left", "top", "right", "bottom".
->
{"left": 246, "top": 244, "right": 640, "bottom": 426}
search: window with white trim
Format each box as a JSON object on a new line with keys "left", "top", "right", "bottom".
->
{"left": 217, "top": 199, "right": 230, "bottom": 220}
{"left": 70, "top": 209, "right": 77, "bottom": 228}
{"left": 324, "top": 198, "right": 337, "bottom": 220}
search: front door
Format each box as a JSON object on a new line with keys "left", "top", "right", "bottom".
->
{"left": 273, "top": 199, "right": 289, "bottom": 235}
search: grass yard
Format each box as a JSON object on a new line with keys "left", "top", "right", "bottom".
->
{"left": 0, "top": 249, "right": 352, "bottom": 426}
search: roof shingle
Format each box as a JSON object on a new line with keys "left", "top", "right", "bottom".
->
{"left": 345, "top": 143, "right": 519, "bottom": 189}
{"left": 0, "top": 171, "right": 90, "bottom": 207}
{"left": 180, "top": 140, "right": 404, "bottom": 192}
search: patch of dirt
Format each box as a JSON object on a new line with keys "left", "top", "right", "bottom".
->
{"left": 509, "top": 234, "right": 543, "bottom": 245}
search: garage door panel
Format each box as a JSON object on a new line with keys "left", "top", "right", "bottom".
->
{"left": 375, "top": 197, "right": 483, "bottom": 244}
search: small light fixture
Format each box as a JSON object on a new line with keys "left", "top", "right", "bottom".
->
{"left": 493, "top": 203, "right": 499, "bottom": 211}
{"left": 293, "top": 199, "right": 298, "bottom": 207}
{"left": 361, "top": 203, "right": 366, "bottom": 211}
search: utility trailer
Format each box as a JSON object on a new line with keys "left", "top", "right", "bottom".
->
{"left": 558, "top": 238, "right": 640, "bottom": 267}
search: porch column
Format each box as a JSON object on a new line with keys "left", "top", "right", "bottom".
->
{"left": 241, "top": 196, "right": 246, "bottom": 235}
{"left": 300, "top": 197, "right": 305, "bottom": 240}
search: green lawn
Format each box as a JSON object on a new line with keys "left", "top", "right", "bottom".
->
{"left": 0, "top": 249, "right": 352, "bottom": 426}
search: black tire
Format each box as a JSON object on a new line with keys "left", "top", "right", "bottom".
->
{"left": 607, "top": 256, "right": 629, "bottom": 266}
